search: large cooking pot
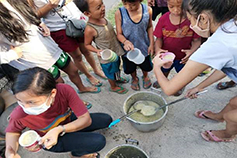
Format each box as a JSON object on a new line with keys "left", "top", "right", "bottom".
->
{"left": 123, "top": 91, "right": 168, "bottom": 132}
{"left": 105, "top": 144, "right": 149, "bottom": 158}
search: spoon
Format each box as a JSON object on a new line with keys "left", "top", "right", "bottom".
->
{"left": 135, "top": 90, "right": 208, "bottom": 117}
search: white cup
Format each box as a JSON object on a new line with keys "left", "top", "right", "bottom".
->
{"left": 127, "top": 48, "right": 145, "bottom": 64}
{"left": 161, "top": 52, "right": 176, "bottom": 69}
{"left": 19, "top": 130, "right": 42, "bottom": 152}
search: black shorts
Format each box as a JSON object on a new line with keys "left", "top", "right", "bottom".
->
{"left": 122, "top": 55, "right": 153, "bottom": 74}
{"left": 151, "top": 2, "right": 169, "bottom": 21}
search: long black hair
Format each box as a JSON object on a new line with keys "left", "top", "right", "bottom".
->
{"left": 13, "top": 67, "right": 56, "bottom": 96}
{"left": 183, "top": 0, "right": 237, "bottom": 24}
{"left": 0, "top": 0, "right": 40, "bottom": 43}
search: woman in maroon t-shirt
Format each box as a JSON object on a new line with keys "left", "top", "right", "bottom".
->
{"left": 5, "top": 67, "right": 112, "bottom": 158}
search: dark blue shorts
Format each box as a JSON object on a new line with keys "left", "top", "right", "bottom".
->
{"left": 100, "top": 57, "right": 120, "bottom": 80}
{"left": 161, "top": 60, "right": 185, "bottom": 73}
{"left": 122, "top": 55, "right": 153, "bottom": 74}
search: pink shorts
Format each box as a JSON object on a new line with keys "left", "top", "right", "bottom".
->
{"left": 50, "top": 29, "right": 84, "bottom": 52}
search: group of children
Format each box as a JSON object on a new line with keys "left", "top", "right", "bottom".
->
{"left": 75, "top": 0, "right": 200, "bottom": 96}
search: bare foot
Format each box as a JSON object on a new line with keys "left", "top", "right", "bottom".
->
{"left": 79, "top": 86, "right": 100, "bottom": 93}
{"left": 94, "top": 70, "right": 107, "bottom": 79}
{"left": 195, "top": 110, "right": 224, "bottom": 122}
{"left": 202, "top": 130, "right": 236, "bottom": 142}
{"left": 87, "top": 76, "right": 102, "bottom": 87}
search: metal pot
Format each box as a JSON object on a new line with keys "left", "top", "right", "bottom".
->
{"left": 123, "top": 91, "right": 168, "bottom": 132}
{"left": 105, "top": 144, "right": 149, "bottom": 158}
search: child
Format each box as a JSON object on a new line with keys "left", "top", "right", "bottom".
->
{"left": 74, "top": 0, "right": 129, "bottom": 94}
{"left": 5, "top": 67, "right": 111, "bottom": 158}
{"left": 153, "top": 0, "right": 201, "bottom": 95}
{"left": 115, "top": 0, "right": 154, "bottom": 91}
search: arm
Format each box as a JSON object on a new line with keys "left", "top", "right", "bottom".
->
{"left": 84, "top": 26, "right": 101, "bottom": 56}
{"left": 40, "top": 112, "right": 91, "bottom": 149}
{"left": 181, "top": 38, "right": 201, "bottom": 64}
{"left": 153, "top": 56, "right": 209, "bottom": 95}
{"left": 0, "top": 47, "right": 22, "bottom": 64}
{"left": 29, "top": 0, "right": 60, "bottom": 18}
{"left": 186, "top": 70, "right": 226, "bottom": 97}
{"left": 154, "top": 38, "right": 168, "bottom": 55}
{"left": 115, "top": 10, "right": 134, "bottom": 51}
{"left": 5, "top": 132, "right": 21, "bottom": 158}
{"left": 147, "top": 6, "right": 154, "bottom": 55}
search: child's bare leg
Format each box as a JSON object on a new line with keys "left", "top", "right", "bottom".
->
{"left": 131, "top": 71, "right": 139, "bottom": 90}
{"left": 69, "top": 48, "right": 101, "bottom": 85}
{"left": 62, "top": 61, "right": 98, "bottom": 92}
{"left": 79, "top": 43, "right": 106, "bottom": 79}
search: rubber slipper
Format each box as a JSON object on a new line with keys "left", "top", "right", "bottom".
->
{"left": 201, "top": 130, "right": 235, "bottom": 142}
{"left": 77, "top": 87, "right": 101, "bottom": 94}
{"left": 131, "top": 78, "right": 140, "bottom": 91}
{"left": 116, "top": 76, "right": 130, "bottom": 84}
{"left": 83, "top": 101, "right": 92, "bottom": 109}
{"left": 152, "top": 81, "right": 160, "bottom": 89}
{"left": 109, "top": 86, "right": 128, "bottom": 94}
{"left": 142, "top": 76, "right": 152, "bottom": 89}
{"left": 194, "top": 110, "right": 212, "bottom": 119}
{"left": 216, "top": 81, "right": 236, "bottom": 90}
{"left": 86, "top": 77, "right": 102, "bottom": 87}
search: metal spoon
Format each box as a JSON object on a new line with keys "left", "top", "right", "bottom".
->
{"left": 135, "top": 90, "right": 208, "bottom": 117}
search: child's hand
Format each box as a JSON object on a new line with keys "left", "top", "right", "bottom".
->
{"left": 96, "top": 50, "right": 103, "bottom": 57}
{"left": 123, "top": 40, "right": 134, "bottom": 51}
{"left": 152, "top": 54, "right": 172, "bottom": 68}
{"left": 148, "top": 45, "right": 154, "bottom": 56}
{"left": 180, "top": 49, "right": 193, "bottom": 64}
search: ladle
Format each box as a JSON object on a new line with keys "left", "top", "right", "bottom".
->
{"left": 135, "top": 90, "right": 208, "bottom": 117}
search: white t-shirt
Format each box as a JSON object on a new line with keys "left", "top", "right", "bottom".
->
{"left": 0, "top": 0, "right": 61, "bottom": 70}
{"left": 33, "top": 0, "right": 87, "bottom": 32}
{"left": 190, "top": 19, "right": 237, "bottom": 83}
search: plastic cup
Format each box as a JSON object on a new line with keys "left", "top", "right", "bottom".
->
{"left": 161, "top": 52, "right": 175, "bottom": 69}
{"left": 101, "top": 49, "right": 118, "bottom": 62}
{"left": 19, "top": 130, "right": 42, "bottom": 152}
{"left": 127, "top": 48, "right": 145, "bottom": 64}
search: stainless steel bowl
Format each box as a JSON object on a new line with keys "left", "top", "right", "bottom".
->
{"left": 105, "top": 144, "right": 149, "bottom": 158}
{"left": 123, "top": 91, "right": 168, "bottom": 132}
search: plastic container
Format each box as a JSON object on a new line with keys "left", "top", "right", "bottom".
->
{"left": 161, "top": 52, "right": 175, "bottom": 69}
{"left": 127, "top": 48, "right": 145, "bottom": 64}
{"left": 100, "top": 49, "right": 118, "bottom": 62}
{"left": 19, "top": 130, "right": 42, "bottom": 152}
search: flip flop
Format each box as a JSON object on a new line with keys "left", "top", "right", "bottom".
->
{"left": 216, "top": 81, "right": 236, "bottom": 90}
{"left": 194, "top": 110, "right": 212, "bottom": 119}
{"left": 152, "top": 81, "right": 160, "bottom": 89}
{"left": 83, "top": 101, "right": 92, "bottom": 109}
{"left": 109, "top": 86, "right": 128, "bottom": 94}
{"left": 86, "top": 77, "right": 102, "bottom": 87}
{"left": 131, "top": 78, "right": 140, "bottom": 91}
{"left": 116, "top": 76, "right": 130, "bottom": 84}
{"left": 142, "top": 76, "right": 152, "bottom": 89}
{"left": 77, "top": 87, "right": 101, "bottom": 94}
{"left": 201, "top": 130, "right": 235, "bottom": 142}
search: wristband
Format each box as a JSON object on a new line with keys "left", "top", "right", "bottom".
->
{"left": 59, "top": 125, "right": 66, "bottom": 136}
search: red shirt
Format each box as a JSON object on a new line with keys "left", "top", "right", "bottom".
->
{"left": 6, "top": 84, "right": 88, "bottom": 136}
{"left": 153, "top": 12, "right": 200, "bottom": 60}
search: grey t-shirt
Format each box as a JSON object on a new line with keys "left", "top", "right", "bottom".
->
{"left": 190, "top": 19, "right": 237, "bottom": 83}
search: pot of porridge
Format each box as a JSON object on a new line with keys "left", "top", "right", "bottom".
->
{"left": 123, "top": 91, "right": 168, "bottom": 132}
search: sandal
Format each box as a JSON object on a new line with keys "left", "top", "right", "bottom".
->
{"left": 77, "top": 87, "right": 101, "bottom": 94}
{"left": 83, "top": 101, "right": 92, "bottom": 109}
{"left": 109, "top": 86, "right": 128, "bottom": 94}
{"left": 194, "top": 110, "right": 224, "bottom": 122}
{"left": 116, "top": 76, "right": 130, "bottom": 84}
{"left": 201, "top": 130, "right": 235, "bottom": 142}
{"left": 142, "top": 76, "right": 152, "bottom": 89}
{"left": 86, "top": 77, "right": 102, "bottom": 87}
{"left": 152, "top": 81, "right": 160, "bottom": 89}
{"left": 131, "top": 78, "right": 140, "bottom": 91}
{"left": 216, "top": 81, "right": 236, "bottom": 90}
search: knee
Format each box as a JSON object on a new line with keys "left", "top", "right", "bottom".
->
{"left": 71, "top": 52, "right": 83, "bottom": 61}
{"left": 228, "top": 97, "right": 237, "bottom": 109}
{"left": 95, "top": 134, "right": 106, "bottom": 151}
{"left": 223, "top": 110, "right": 237, "bottom": 122}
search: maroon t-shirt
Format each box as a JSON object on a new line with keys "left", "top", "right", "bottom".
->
{"left": 153, "top": 12, "right": 200, "bottom": 60}
{"left": 6, "top": 83, "right": 88, "bottom": 136}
